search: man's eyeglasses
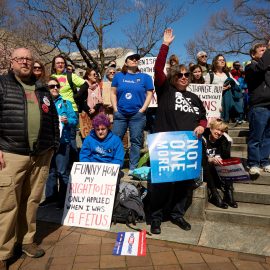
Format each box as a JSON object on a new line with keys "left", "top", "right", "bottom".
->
{"left": 200, "top": 55, "right": 207, "bottom": 58}
{"left": 48, "top": 84, "right": 60, "bottom": 90}
{"left": 109, "top": 72, "right": 115, "bottom": 75}
{"left": 12, "top": 57, "right": 33, "bottom": 64}
{"left": 177, "top": 72, "right": 190, "bottom": 78}
{"left": 33, "top": 66, "right": 42, "bottom": 70}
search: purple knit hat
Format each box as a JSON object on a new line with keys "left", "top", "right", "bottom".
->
{"left": 92, "top": 113, "right": 110, "bottom": 129}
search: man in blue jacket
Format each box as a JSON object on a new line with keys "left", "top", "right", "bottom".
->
{"left": 245, "top": 42, "right": 270, "bottom": 176}
{"left": 80, "top": 114, "right": 124, "bottom": 167}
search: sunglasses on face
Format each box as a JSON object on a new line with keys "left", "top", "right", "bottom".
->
{"left": 48, "top": 84, "right": 60, "bottom": 89}
{"left": 177, "top": 72, "right": 190, "bottom": 78}
{"left": 33, "top": 66, "right": 42, "bottom": 70}
{"left": 127, "top": 56, "right": 139, "bottom": 61}
{"left": 200, "top": 55, "right": 207, "bottom": 58}
{"left": 109, "top": 72, "right": 115, "bottom": 75}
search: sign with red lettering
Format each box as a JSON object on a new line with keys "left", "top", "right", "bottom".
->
{"left": 62, "top": 162, "right": 120, "bottom": 230}
{"left": 187, "top": 84, "right": 223, "bottom": 121}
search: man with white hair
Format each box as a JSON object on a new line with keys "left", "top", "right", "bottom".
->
{"left": 197, "top": 51, "right": 211, "bottom": 76}
{"left": 0, "top": 48, "right": 59, "bottom": 270}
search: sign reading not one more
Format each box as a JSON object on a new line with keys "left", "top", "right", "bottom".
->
{"left": 147, "top": 131, "right": 202, "bottom": 183}
{"left": 62, "top": 162, "right": 119, "bottom": 231}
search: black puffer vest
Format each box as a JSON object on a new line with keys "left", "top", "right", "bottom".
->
{"left": 0, "top": 72, "right": 60, "bottom": 155}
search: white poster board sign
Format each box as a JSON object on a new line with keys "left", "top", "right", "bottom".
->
{"left": 62, "top": 162, "right": 119, "bottom": 231}
{"left": 187, "top": 84, "right": 223, "bottom": 120}
{"left": 139, "top": 57, "right": 157, "bottom": 107}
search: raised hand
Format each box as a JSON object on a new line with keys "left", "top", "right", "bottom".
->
{"left": 163, "top": 29, "right": 175, "bottom": 46}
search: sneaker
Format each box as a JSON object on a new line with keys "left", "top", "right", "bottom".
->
{"left": 22, "top": 243, "right": 45, "bottom": 258}
{"left": 0, "top": 260, "right": 7, "bottom": 270}
{"left": 249, "top": 166, "right": 261, "bottom": 176}
{"left": 263, "top": 165, "right": 270, "bottom": 173}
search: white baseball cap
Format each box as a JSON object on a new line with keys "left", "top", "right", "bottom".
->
{"left": 124, "top": 51, "right": 140, "bottom": 62}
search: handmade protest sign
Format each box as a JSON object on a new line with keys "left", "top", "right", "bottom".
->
{"left": 139, "top": 57, "right": 157, "bottom": 107}
{"left": 62, "top": 162, "right": 120, "bottom": 230}
{"left": 187, "top": 84, "right": 223, "bottom": 120}
{"left": 215, "top": 158, "right": 250, "bottom": 182}
{"left": 113, "top": 230, "right": 146, "bottom": 256}
{"left": 147, "top": 131, "right": 202, "bottom": 183}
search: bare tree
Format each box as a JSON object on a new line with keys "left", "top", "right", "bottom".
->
{"left": 124, "top": 0, "right": 185, "bottom": 57}
{"left": 185, "top": 0, "right": 270, "bottom": 61}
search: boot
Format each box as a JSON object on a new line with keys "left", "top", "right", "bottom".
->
{"left": 209, "top": 189, "right": 228, "bottom": 209}
{"left": 223, "top": 185, "right": 238, "bottom": 208}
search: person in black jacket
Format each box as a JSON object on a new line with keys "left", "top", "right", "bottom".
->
{"left": 0, "top": 48, "right": 59, "bottom": 270}
{"left": 245, "top": 42, "right": 270, "bottom": 176}
{"left": 150, "top": 29, "right": 207, "bottom": 235}
{"left": 202, "top": 119, "right": 237, "bottom": 209}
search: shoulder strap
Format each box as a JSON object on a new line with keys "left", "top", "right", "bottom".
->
{"left": 67, "top": 72, "right": 77, "bottom": 95}
{"left": 209, "top": 70, "right": 214, "bottom": 84}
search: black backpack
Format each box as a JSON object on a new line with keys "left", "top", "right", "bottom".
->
{"left": 112, "top": 183, "right": 145, "bottom": 226}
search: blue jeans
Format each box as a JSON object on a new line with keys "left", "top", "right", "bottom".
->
{"left": 248, "top": 106, "right": 270, "bottom": 167}
{"left": 45, "top": 143, "right": 70, "bottom": 198}
{"left": 112, "top": 111, "right": 146, "bottom": 170}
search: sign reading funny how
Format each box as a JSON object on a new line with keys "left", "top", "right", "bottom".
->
{"left": 62, "top": 162, "right": 119, "bottom": 231}
{"left": 147, "top": 131, "right": 202, "bottom": 183}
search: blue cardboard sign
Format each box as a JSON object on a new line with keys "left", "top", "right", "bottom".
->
{"left": 147, "top": 131, "right": 202, "bottom": 183}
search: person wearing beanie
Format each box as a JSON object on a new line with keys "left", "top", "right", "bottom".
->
{"left": 196, "top": 51, "right": 211, "bottom": 76}
{"left": 79, "top": 114, "right": 124, "bottom": 166}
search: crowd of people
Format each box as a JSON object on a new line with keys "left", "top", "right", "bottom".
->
{"left": 0, "top": 28, "right": 270, "bottom": 269}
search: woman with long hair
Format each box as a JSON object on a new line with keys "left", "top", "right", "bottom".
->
{"left": 204, "top": 54, "right": 240, "bottom": 122}
{"left": 150, "top": 29, "right": 207, "bottom": 235}
{"left": 189, "top": 64, "right": 205, "bottom": 84}
{"left": 110, "top": 51, "right": 154, "bottom": 175}
{"left": 74, "top": 68, "right": 103, "bottom": 118}
{"left": 33, "top": 60, "right": 46, "bottom": 81}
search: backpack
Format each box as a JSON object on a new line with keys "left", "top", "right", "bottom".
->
{"left": 112, "top": 182, "right": 145, "bottom": 226}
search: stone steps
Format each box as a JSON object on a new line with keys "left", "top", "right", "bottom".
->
{"left": 231, "top": 143, "right": 247, "bottom": 151}
{"left": 228, "top": 129, "right": 249, "bottom": 137}
{"left": 234, "top": 182, "right": 270, "bottom": 204}
{"left": 205, "top": 202, "right": 270, "bottom": 227}
{"left": 231, "top": 137, "right": 248, "bottom": 144}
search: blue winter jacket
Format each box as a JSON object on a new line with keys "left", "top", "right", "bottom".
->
{"left": 80, "top": 129, "right": 124, "bottom": 167}
{"left": 54, "top": 95, "right": 78, "bottom": 143}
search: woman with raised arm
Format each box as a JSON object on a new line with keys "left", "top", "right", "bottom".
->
{"left": 150, "top": 29, "right": 207, "bottom": 235}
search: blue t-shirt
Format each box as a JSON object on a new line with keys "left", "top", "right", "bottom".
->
{"left": 111, "top": 72, "right": 154, "bottom": 115}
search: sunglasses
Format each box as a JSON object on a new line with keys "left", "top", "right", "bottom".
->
{"left": 200, "top": 55, "right": 207, "bottom": 58}
{"left": 109, "top": 72, "right": 115, "bottom": 75}
{"left": 48, "top": 84, "right": 60, "bottom": 89}
{"left": 127, "top": 56, "right": 139, "bottom": 61}
{"left": 33, "top": 66, "right": 42, "bottom": 70}
{"left": 177, "top": 72, "right": 190, "bottom": 78}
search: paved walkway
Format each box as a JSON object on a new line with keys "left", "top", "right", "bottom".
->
{"left": 8, "top": 221, "right": 270, "bottom": 270}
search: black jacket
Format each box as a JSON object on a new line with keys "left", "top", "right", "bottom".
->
{"left": 0, "top": 72, "right": 60, "bottom": 155}
{"left": 245, "top": 49, "right": 270, "bottom": 107}
{"left": 202, "top": 128, "right": 231, "bottom": 159}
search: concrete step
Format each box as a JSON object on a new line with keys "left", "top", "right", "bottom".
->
{"left": 234, "top": 183, "right": 270, "bottom": 204}
{"left": 231, "top": 137, "right": 248, "bottom": 144}
{"left": 228, "top": 129, "right": 249, "bottom": 137}
{"left": 228, "top": 122, "right": 249, "bottom": 129}
{"left": 205, "top": 202, "right": 270, "bottom": 227}
{"left": 231, "top": 151, "right": 247, "bottom": 159}
{"left": 231, "top": 144, "right": 247, "bottom": 151}
{"left": 241, "top": 172, "right": 270, "bottom": 185}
